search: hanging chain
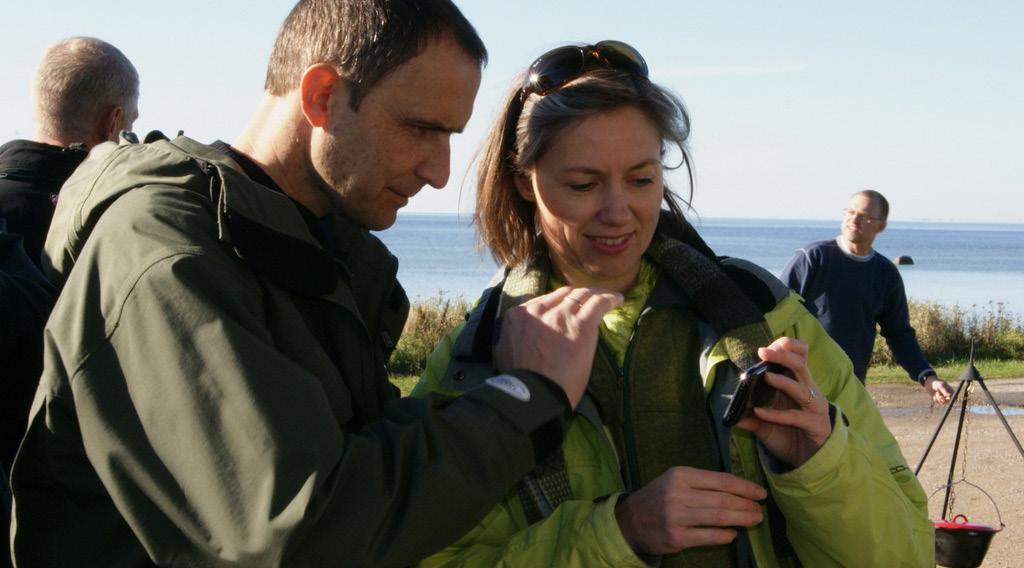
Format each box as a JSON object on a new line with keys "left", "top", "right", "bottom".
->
{"left": 960, "top": 382, "right": 973, "bottom": 480}
{"left": 949, "top": 381, "right": 976, "bottom": 515}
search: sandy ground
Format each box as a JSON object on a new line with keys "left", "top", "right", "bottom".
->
{"left": 868, "top": 378, "right": 1024, "bottom": 567}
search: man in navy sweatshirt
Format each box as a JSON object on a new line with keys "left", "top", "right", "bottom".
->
{"left": 781, "top": 190, "right": 954, "bottom": 404}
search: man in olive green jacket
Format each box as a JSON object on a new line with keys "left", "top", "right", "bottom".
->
{"left": 9, "top": 2, "right": 621, "bottom": 567}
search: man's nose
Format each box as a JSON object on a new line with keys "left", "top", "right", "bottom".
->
{"left": 416, "top": 138, "right": 451, "bottom": 189}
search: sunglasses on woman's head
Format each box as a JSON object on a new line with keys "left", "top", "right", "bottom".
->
{"left": 519, "top": 40, "right": 649, "bottom": 101}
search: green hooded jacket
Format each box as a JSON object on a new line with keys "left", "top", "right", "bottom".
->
{"left": 10, "top": 136, "right": 571, "bottom": 567}
{"left": 412, "top": 251, "right": 934, "bottom": 567}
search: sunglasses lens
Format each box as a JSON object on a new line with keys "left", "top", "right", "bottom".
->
{"left": 523, "top": 46, "right": 585, "bottom": 95}
{"left": 593, "top": 40, "right": 649, "bottom": 77}
{"left": 521, "top": 41, "right": 649, "bottom": 100}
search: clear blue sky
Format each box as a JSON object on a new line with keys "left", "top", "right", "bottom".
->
{"left": 2, "top": 1, "right": 1021, "bottom": 223}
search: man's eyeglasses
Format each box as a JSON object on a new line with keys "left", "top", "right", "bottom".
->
{"left": 520, "top": 40, "right": 649, "bottom": 101}
{"left": 843, "top": 209, "right": 882, "bottom": 225}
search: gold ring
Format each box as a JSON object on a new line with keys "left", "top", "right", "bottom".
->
{"left": 567, "top": 296, "right": 585, "bottom": 306}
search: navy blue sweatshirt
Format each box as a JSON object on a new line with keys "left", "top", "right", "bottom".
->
{"left": 781, "top": 237, "right": 933, "bottom": 383}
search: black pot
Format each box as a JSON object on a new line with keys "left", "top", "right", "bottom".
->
{"left": 933, "top": 517, "right": 1000, "bottom": 568}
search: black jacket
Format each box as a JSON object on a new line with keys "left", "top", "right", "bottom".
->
{"left": 0, "top": 230, "right": 56, "bottom": 473}
{"left": 0, "top": 139, "right": 87, "bottom": 268}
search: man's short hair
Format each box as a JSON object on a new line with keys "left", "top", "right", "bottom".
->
{"left": 856, "top": 189, "right": 890, "bottom": 220}
{"left": 33, "top": 37, "right": 139, "bottom": 143}
{"left": 264, "top": 0, "right": 487, "bottom": 110}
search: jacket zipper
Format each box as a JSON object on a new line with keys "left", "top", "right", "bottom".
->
{"left": 377, "top": 254, "right": 400, "bottom": 380}
{"left": 602, "top": 306, "right": 652, "bottom": 489}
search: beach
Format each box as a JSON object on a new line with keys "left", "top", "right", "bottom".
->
{"left": 870, "top": 378, "right": 1024, "bottom": 567}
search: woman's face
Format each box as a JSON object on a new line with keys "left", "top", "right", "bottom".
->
{"left": 516, "top": 106, "right": 664, "bottom": 293}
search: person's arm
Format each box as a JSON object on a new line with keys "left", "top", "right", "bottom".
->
{"left": 414, "top": 326, "right": 765, "bottom": 566}
{"left": 779, "top": 248, "right": 811, "bottom": 297}
{"left": 760, "top": 300, "right": 934, "bottom": 566}
{"left": 64, "top": 245, "right": 577, "bottom": 567}
{"left": 876, "top": 269, "right": 953, "bottom": 402}
{"left": 420, "top": 495, "right": 651, "bottom": 567}
{"left": 413, "top": 326, "right": 646, "bottom": 567}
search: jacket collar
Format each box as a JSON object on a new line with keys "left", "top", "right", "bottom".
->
{"left": 179, "top": 138, "right": 404, "bottom": 323}
{"left": 497, "top": 222, "right": 776, "bottom": 373}
{"left": 0, "top": 139, "right": 87, "bottom": 186}
{"left": 172, "top": 137, "right": 412, "bottom": 341}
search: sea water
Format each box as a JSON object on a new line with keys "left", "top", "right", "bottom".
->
{"left": 375, "top": 213, "right": 1024, "bottom": 315}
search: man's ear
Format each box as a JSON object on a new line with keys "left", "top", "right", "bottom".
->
{"left": 300, "top": 63, "right": 344, "bottom": 128}
{"left": 878, "top": 219, "right": 887, "bottom": 233}
{"left": 513, "top": 174, "right": 536, "bottom": 203}
{"left": 94, "top": 106, "right": 124, "bottom": 146}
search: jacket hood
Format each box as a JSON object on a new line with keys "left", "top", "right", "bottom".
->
{"left": 42, "top": 136, "right": 397, "bottom": 310}
{"left": 43, "top": 136, "right": 330, "bottom": 287}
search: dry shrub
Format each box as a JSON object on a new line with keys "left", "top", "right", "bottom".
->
{"left": 872, "top": 301, "right": 1024, "bottom": 365}
{"left": 389, "top": 295, "right": 471, "bottom": 376}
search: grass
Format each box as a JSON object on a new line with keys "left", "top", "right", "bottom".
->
{"left": 866, "top": 359, "right": 1024, "bottom": 384}
{"left": 392, "top": 374, "right": 419, "bottom": 396}
{"left": 388, "top": 294, "right": 470, "bottom": 381}
{"left": 388, "top": 295, "right": 1024, "bottom": 394}
{"left": 871, "top": 300, "right": 1024, "bottom": 366}
{"left": 868, "top": 300, "right": 1024, "bottom": 383}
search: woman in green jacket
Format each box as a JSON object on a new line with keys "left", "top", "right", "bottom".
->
{"left": 413, "top": 41, "right": 933, "bottom": 567}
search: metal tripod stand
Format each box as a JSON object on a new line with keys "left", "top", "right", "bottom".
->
{"left": 914, "top": 343, "right": 1024, "bottom": 520}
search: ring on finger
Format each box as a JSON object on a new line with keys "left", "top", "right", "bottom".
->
{"left": 801, "top": 389, "right": 817, "bottom": 407}
{"left": 566, "top": 292, "right": 590, "bottom": 307}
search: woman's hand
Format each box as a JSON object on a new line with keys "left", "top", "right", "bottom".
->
{"left": 735, "top": 337, "right": 832, "bottom": 468}
{"left": 615, "top": 467, "right": 766, "bottom": 555}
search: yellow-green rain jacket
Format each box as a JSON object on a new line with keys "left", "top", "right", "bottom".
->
{"left": 413, "top": 256, "right": 934, "bottom": 567}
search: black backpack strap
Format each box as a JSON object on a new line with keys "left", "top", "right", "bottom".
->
{"left": 439, "top": 281, "right": 505, "bottom": 391}
{"left": 516, "top": 451, "right": 573, "bottom": 523}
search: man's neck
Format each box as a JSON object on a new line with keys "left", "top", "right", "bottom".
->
{"left": 839, "top": 235, "right": 874, "bottom": 257}
{"left": 34, "top": 133, "right": 74, "bottom": 148}
{"left": 232, "top": 94, "right": 334, "bottom": 217}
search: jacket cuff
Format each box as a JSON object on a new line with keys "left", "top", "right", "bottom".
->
{"left": 916, "top": 369, "right": 936, "bottom": 385}
{"left": 462, "top": 369, "right": 571, "bottom": 464}
{"left": 594, "top": 493, "right": 658, "bottom": 567}
{"left": 761, "top": 403, "right": 849, "bottom": 489}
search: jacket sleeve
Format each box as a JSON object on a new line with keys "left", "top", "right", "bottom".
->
{"left": 62, "top": 240, "right": 571, "bottom": 567}
{"left": 418, "top": 496, "right": 647, "bottom": 568}
{"left": 876, "top": 270, "right": 933, "bottom": 381}
{"left": 760, "top": 299, "right": 934, "bottom": 567}
{"left": 412, "top": 329, "right": 649, "bottom": 568}
{"left": 780, "top": 249, "right": 814, "bottom": 311}
{"left": 0, "top": 234, "right": 56, "bottom": 473}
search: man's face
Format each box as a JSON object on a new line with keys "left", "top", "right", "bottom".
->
{"left": 310, "top": 37, "right": 482, "bottom": 230}
{"left": 841, "top": 193, "right": 886, "bottom": 247}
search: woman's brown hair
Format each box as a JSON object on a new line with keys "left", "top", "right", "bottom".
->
{"left": 474, "top": 67, "right": 695, "bottom": 267}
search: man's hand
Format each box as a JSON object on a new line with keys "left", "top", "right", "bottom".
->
{"left": 614, "top": 467, "right": 766, "bottom": 555}
{"left": 495, "top": 287, "right": 623, "bottom": 408}
{"left": 923, "top": 375, "right": 954, "bottom": 405}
